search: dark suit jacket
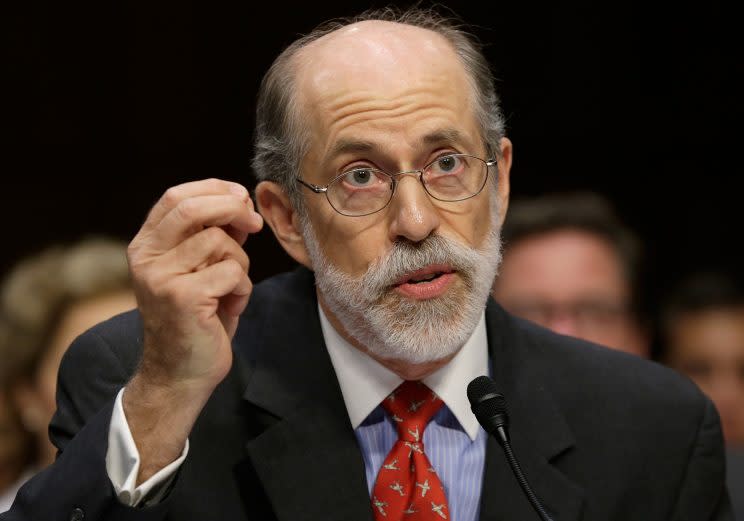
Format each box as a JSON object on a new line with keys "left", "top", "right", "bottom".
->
{"left": 2, "top": 268, "right": 734, "bottom": 520}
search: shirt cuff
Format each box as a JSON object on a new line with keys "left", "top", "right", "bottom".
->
{"left": 105, "top": 388, "right": 189, "bottom": 507}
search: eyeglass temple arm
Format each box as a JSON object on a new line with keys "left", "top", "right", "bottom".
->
{"left": 296, "top": 178, "right": 328, "bottom": 193}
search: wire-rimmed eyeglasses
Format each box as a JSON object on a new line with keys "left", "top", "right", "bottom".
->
{"left": 296, "top": 153, "right": 497, "bottom": 217}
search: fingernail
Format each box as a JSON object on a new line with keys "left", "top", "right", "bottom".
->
{"left": 229, "top": 183, "right": 248, "bottom": 198}
{"left": 253, "top": 212, "right": 264, "bottom": 226}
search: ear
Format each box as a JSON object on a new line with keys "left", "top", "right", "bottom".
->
{"left": 255, "top": 181, "right": 312, "bottom": 268}
{"left": 495, "top": 137, "right": 513, "bottom": 226}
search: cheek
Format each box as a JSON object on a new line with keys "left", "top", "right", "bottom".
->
{"left": 331, "top": 233, "right": 390, "bottom": 275}
{"left": 436, "top": 195, "right": 494, "bottom": 248}
{"left": 308, "top": 209, "right": 391, "bottom": 276}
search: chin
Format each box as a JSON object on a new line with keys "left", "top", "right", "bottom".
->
{"left": 349, "top": 283, "right": 483, "bottom": 364}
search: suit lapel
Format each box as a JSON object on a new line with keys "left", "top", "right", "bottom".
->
{"left": 240, "top": 403, "right": 373, "bottom": 521}
{"left": 236, "top": 269, "right": 374, "bottom": 521}
{"left": 479, "top": 301, "right": 586, "bottom": 521}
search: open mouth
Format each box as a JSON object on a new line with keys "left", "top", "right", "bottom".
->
{"left": 404, "top": 271, "right": 447, "bottom": 284}
{"left": 392, "top": 265, "right": 456, "bottom": 300}
{"left": 395, "top": 265, "right": 453, "bottom": 285}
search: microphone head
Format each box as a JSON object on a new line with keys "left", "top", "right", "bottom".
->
{"left": 467, "top": 376, "right": 509, "bottom": 436}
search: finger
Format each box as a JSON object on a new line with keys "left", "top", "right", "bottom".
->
{"left": 142, "top": 179, "right": 251, "bottom": 232}
{"left": 183, "top": 258, "right": 252, "bottom": 300}
{"left": 219, "top": 293, "right": 251, "bottom": 318}
{"left": 160, "top": 226, "right": 250, "bottom": 275}
{"left": 218, "top": 293, "right": 251, "bottom": 338}
{"left": 221, "top": 210, "right": 263, "bottom": 247}
{"left": 153, "top": 194, "right": 263, "bottom": 251}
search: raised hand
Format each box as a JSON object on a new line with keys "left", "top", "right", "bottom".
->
{"left": 122, "top": 179, "right": 263, "bottom": 483}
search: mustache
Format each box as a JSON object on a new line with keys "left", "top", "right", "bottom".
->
{"left": 361, "top": 235, "right": 483, "bottom": 298}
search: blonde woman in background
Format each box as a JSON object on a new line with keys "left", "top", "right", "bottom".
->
{"left": 0, "top": 238, "right": 135, "bottom": 511}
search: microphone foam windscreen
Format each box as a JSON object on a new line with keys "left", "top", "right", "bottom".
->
{"left": 467, "top": 375, "right": 499, "bottom": 404}
{"left": 467, "top": 376, "right": 508, "bottom": 422}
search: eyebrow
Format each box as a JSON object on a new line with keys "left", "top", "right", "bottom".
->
{"left": 421, "top": 128, "right": 467, "bottom": 148}
{"left": 328, "top": 138, "right": 375, "bottom": 160}
{"left": 326, "top": 128, "right": 469, "bottom": 163}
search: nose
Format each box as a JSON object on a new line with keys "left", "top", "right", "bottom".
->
{"left": 387, "top": 173, "right": 440, "bottom": 243}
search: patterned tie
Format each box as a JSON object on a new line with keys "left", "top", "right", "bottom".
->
{"left": 371, "top": 381, "right": 450, "bottom": 520}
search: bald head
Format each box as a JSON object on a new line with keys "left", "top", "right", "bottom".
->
{"left": 296, "top": 21, "right": 465, "bottom": 95}
{"left": 252, "top": 8, "right": 505, "bottom": 206}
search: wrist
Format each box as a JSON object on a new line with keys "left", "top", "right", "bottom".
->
{"left": 122, "top": 374, "right": 210, "bottom": 484}
{"left": 123, "top": 371, "right": 214, "bottom": 420}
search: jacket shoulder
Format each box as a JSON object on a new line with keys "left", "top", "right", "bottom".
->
{"left": 505, "top": 314, "right": 716, "bottom": 451}
{"left": 514, "top": 315, "right": 704, "bottom": 406}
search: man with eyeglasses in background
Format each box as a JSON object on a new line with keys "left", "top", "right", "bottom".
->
{"left": 492, "top": 192, "right": 649, "bottom": 358}
{"left": 3, "top": 7, "right": 731, "bottom": 521}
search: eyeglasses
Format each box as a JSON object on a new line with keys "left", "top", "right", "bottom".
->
{"left": 296, "top": 153, "right": 497, "bottom": 217}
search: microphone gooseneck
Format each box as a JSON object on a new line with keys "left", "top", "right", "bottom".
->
{"left": 467, "top": 376, "right": 555, "bottom": 521}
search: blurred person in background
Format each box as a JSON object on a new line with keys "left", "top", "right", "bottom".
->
{"left": 0, "top": 238, "right": 135, "bottom": 511}
{"left": 0, "top": 391, "right": 32, "bottom": 512}
{"left": 661, "top": 272, "right": 744, "bottom": 519}
{"left": 492, "top": 192, "right": 649, "bottom": 357}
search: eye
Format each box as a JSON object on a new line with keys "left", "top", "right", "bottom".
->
{"left": 342, "top": 168, "right": 378, "bottom": 188}
{"left": 429, "top": 154, "right": 465, "bottom": 176}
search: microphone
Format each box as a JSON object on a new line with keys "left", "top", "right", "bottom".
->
{"left": 467, "top": 376, "right": 554, "bottom": 521}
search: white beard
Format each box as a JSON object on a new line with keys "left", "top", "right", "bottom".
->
{"left": 301, "top": 197, "right": 503, "bottom": 364}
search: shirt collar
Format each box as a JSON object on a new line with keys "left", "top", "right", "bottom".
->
{"left": 319, "top": 304, "right": 488, "bottom": 441}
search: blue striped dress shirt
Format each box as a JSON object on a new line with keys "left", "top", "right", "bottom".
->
{"left": 319, "top": 305, "right": 489, "bottom": 521}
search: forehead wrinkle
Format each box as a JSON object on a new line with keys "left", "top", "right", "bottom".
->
{"left": 318, "top": 91, "right": 468, "bottom": 143}
{"left": 329, "top": 102, "right": 460, "bottom": 134}
{"left": 320, "top": 105, "right": 464, "bottom": 163}
{"left": 327, "top": 127, "right": 472, "bottom": 163}
{"left": 322, "top": 82, "right": 464, "bottom": 117}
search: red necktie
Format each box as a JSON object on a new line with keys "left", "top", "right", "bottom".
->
{"left": 371, "top": 381, "right": 450, "bottom": 520}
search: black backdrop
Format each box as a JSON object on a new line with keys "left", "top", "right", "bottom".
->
{"left": 3, "top": 0, "right": 742, "bottom": 311}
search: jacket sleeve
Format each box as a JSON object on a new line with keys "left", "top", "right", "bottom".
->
{"left": 670, "top": 397, "right": 735, "bottom": 521}
{"left": 1, "top": 327, "right": 173, "bottom": 521}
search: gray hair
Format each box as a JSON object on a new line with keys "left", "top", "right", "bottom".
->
{"left": 251, "top": 7, "right": 506, "bottom": 213}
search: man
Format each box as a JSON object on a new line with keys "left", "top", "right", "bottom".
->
{"left": 662, "top": 273, "right": 744, "bottom": 449}
{"left": 661, "top": 273, "right": 744, "bottom": 519}
{"left": 3, "top": 8, "right": 731, "bottom": 521}
{"left": 662, "top": 273, "right": 744, "bottom": 447}
{"left": 492, "top": 192, "right": 649, "bottom": 357}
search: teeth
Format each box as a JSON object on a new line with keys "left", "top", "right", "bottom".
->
{"left": 409, "top": 272, "right": 440, "bottom": 283}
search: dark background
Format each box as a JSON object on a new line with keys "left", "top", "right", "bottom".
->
{"left": 3, "top": 0, "right": 742, "bottom": 312}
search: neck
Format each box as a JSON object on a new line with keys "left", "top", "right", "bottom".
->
{"left": 317, "top": 292, "right": 456, "bottom": 380}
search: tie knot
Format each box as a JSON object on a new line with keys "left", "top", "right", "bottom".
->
{"left": 382, "top": 381, "right": 443, "bottom": 442}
